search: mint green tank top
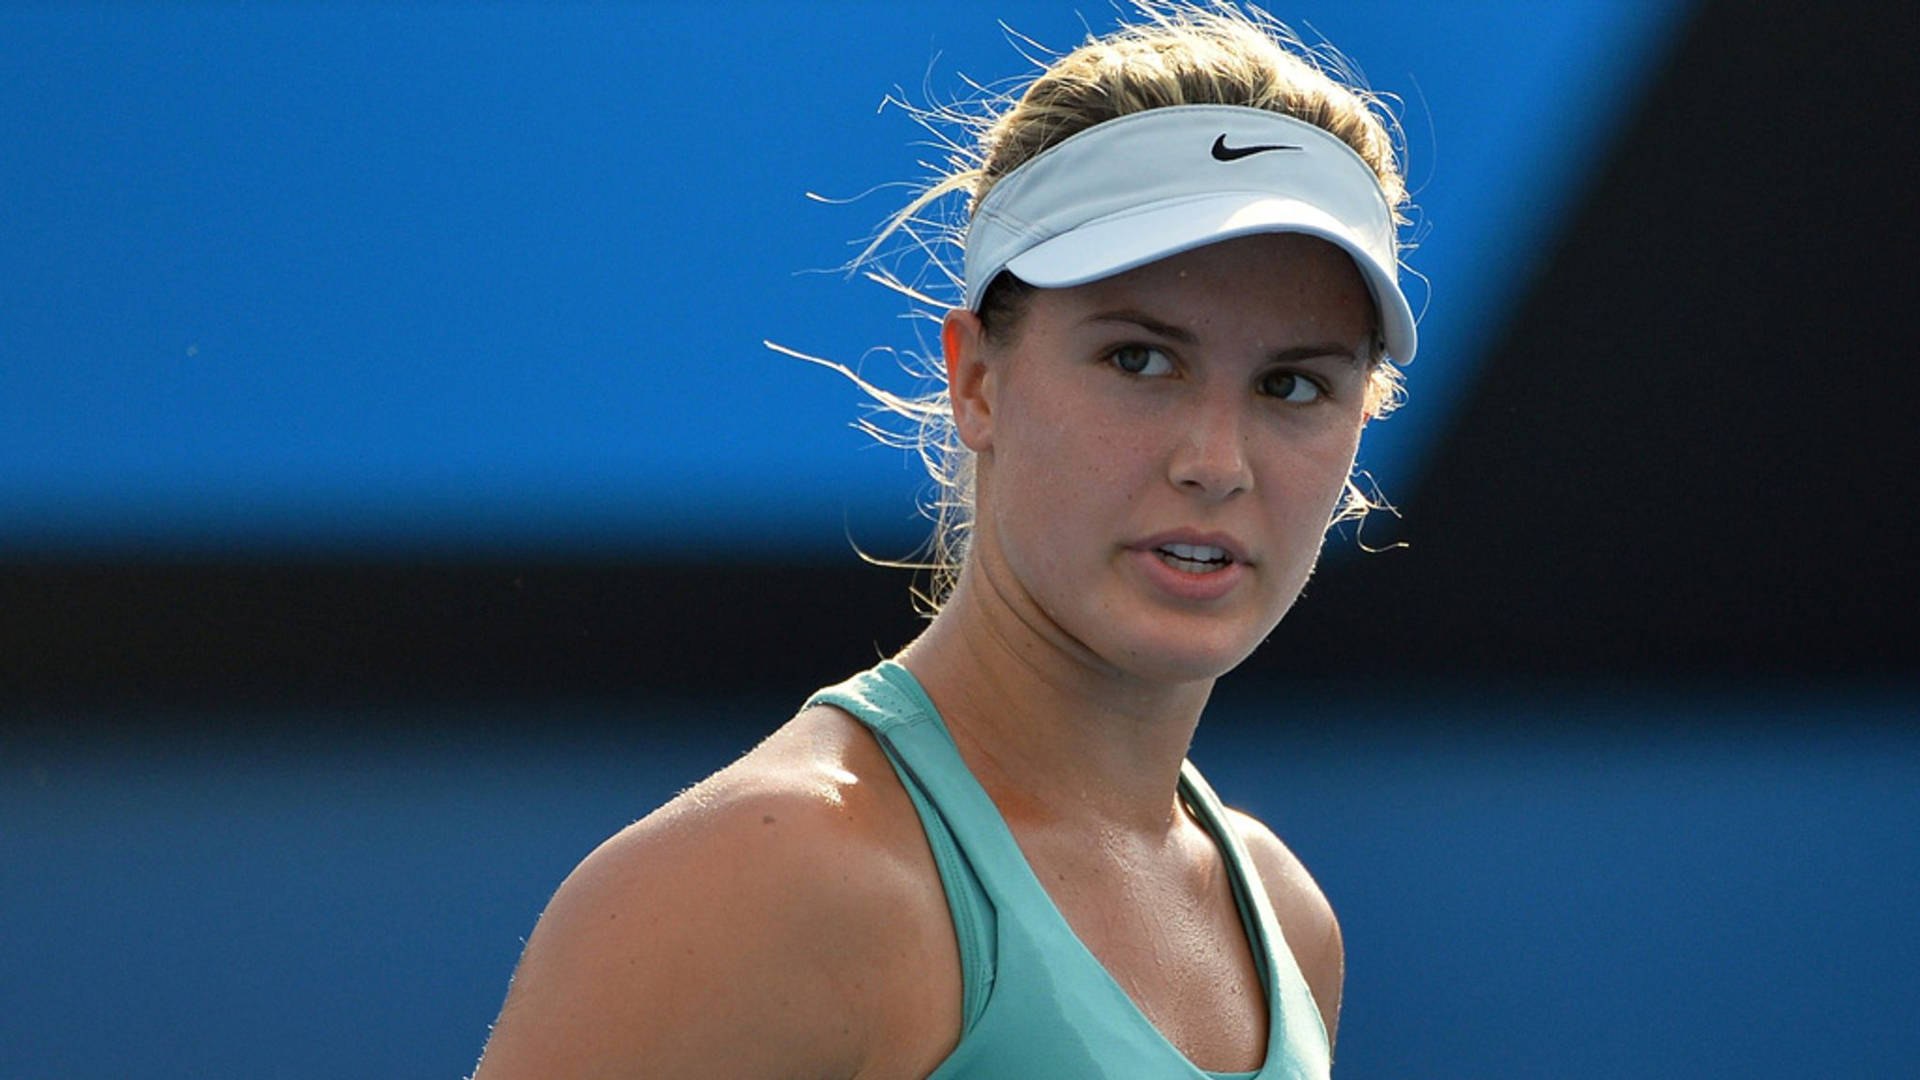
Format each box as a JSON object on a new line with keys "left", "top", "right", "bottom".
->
{"left": 806, "top": 661, "right": 1332, "bottom": 1079}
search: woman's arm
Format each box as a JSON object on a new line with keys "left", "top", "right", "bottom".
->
{"left": 470, "top": 791, "right": 869, "bottom": 1078}
{"left": 471, "top": 712, "right": 961, "bottom": 1080}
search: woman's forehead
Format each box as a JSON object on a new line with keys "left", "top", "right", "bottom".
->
{"left": 1049, "top": 234, "right": 1376, "bottom": 327}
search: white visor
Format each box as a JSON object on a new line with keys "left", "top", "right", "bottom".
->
{"left": 963, "top": 104, "right": 1416, "bottom": 364}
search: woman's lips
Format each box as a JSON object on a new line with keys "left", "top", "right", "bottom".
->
{"left": 1155, "top": 541, "right": 1233, "bottom": 572}
{"left": 1128, "top": 537, "right": 1249, "bottom": 601}
{"left": 1134, "top": 530, "right": 1252, "bottom": 565}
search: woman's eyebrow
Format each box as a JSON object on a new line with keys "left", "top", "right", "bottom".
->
{"left": 1277, "top": 343, "right": 1364, "bottom": 367}
{"left": 1083, "top": 309, "right": 1198, "bottom": 344}
{"left": 1086, "top": 310, "right": 1361, "bottom": 366}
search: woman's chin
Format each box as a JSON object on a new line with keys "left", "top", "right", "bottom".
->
{"left": 1091, "top": 621, "right": 1270, "bottom": 687}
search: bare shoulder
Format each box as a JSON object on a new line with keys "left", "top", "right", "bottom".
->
{"left": 472, "top": 704, "right": 960, "bottom": 1080}
{"left": 1226, "top": 808, "right": 1344, "bottom": 1048}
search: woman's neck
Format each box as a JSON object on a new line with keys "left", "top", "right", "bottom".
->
{"left": 896, "top": 569, "right": 1215, "bottom": 838}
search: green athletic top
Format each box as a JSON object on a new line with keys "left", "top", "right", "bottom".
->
{"left": 806, "top": 661, "right": 1332, "bottom": 1079}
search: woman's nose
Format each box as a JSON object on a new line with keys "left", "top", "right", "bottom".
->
{"left": 1168, "top": 398, "right": 1252, "bottom": 499}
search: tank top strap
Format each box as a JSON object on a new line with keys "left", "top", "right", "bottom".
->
{"left": 805, "top": 660, "right": 1014, "bottom": 1033}
{"left": 809, "top": 661, "right": 1071, "bottom": 890}
{"left": 1178, "top": 762, "right": 1333, "bottom": 1077}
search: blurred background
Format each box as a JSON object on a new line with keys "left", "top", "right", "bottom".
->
{"left": 3, "top": 1, "right": 1915, "bottom": 1077}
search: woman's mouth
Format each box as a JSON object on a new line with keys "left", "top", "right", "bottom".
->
{"left": 1155, "top": 542, "right": 1233, "bottom": 574}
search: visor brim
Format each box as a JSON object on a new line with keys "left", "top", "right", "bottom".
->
{"left": 1003, "top": 193, "right": 1416, "bottom": 365}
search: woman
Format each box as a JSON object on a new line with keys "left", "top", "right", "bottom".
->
{"left": 473, "top": 3, "right": 1415, "bottom": 1076}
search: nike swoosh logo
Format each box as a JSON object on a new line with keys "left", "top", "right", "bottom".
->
{"left": 1210, "top": 134, "right": 1302, "bottom": 161}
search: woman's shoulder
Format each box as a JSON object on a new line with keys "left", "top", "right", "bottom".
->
{"left": 1225, "top": 808, "right": 1345, "bottom": 1046}
{"left": 472, "top": 704, "right": 960, "bottom": 1079}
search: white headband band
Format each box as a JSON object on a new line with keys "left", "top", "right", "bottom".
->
{"left": 962, "top": 104, "right": 1416, "bottom": 364}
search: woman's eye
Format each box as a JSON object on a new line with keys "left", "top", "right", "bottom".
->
{"left": 1260, "top": 371, "right": 1323, "bottom": 403}
{"left": 1109, "top": 345, "right": 1174, "bottom": 377}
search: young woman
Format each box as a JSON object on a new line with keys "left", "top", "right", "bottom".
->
{"left": 473, "top": 3, "right": 1415, "bottom": 1076}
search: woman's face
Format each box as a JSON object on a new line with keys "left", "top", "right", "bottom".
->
{"left": 946, "top": 232, "right": 1377, "bottom": 686}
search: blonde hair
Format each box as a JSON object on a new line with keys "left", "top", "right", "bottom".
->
{"left": 789, "top": 0, "right": 1414, "bottom": 612}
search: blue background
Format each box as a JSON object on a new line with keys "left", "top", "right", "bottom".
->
{"left": 2, "top": 0, "right": 1684, "bottom": 557}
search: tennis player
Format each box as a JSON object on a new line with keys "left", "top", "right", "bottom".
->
{"left": 473, "top": 3, "right": 1415, "bottom": 1076}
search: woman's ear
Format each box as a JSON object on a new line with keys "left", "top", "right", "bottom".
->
{"left": 943, "top": 307, "right": 995, "bottom": 452}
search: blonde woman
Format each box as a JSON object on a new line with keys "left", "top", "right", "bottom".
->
{"left": 474, "top": 3, "right": 1415, "bottom": 1076}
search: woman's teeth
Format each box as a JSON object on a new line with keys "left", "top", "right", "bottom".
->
{"left": 1156, "top": 543, "right": 1230, "bottom": 574}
